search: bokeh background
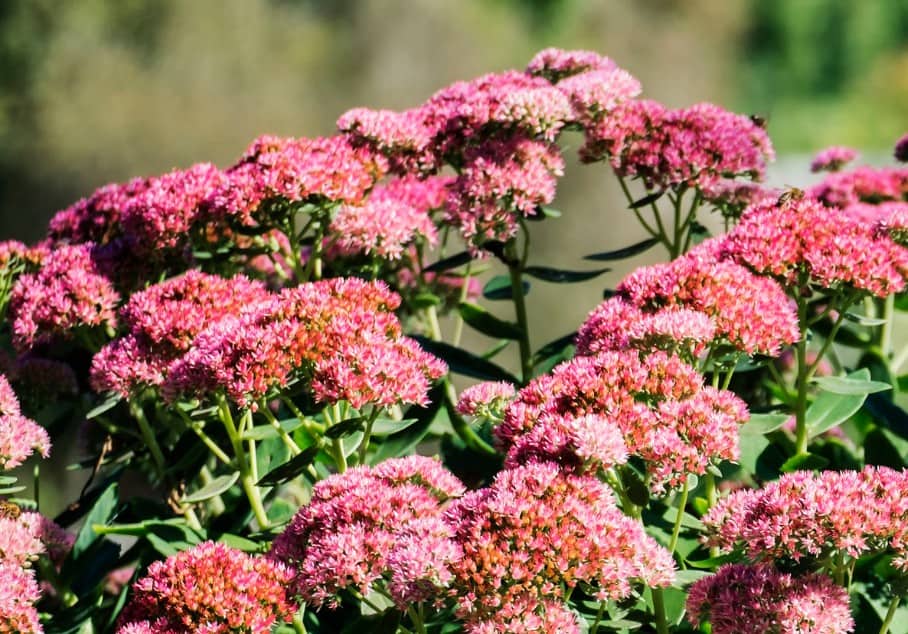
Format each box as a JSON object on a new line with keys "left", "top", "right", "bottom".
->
{"left": 1, "top": 0, "right": 907, "bottom": 348}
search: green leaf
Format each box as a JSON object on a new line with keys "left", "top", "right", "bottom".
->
{"left": 539, "top": 206, "right": 562, "bottom": 218}
{"left": 71, "top": 483, "right": 118, "bottom": 561}
{"left": 583, "top": 237, "right": 660, "bottom": 261}
{"left": 806, "top": 391, "right": 866, "bottom": 438}
{"left": 458, "top": 302, "right": 524, "bottom": 340}
{"left": 863, "top": 393, "right": 908, "bottom": 441}
{"left": 522, "top": 265, "right": 611, "bottom": 283}
{"left": 410, "top": 292, "right": 441, "bottom": 308}
{"left": 243, "top": 418, "right": 305, "bottom": 441}
{"left": 864, "top": 428, "right": 906, "bottom": 469}
{"left": 843, "top": 312, "right": 888, "bottom": 326}
{"left": 218, "top": 533, "right": 262, "bottom": 552}
{"left": 370, "top": 385, "right": 443, "bottom": 464}
{"left": 85, "top": 393, "right": 121, "bottom": 419}
{"left": 628, "top": 190, "right": 664, "bottom": 209}
{"left": 482, "top": 274, "right": 529, "bottom": 301}
{"left": 423, "top": 250, "right": 473, "bottom": 273}
{"left": 532, "top": 332, "right": 576, "bottom": 364}
{"left": 370, "top": 417, "right": 419, "bottom": 436}
{"left": 412, "top": 336, "right": 519, "bottom": 383}
{"left": 181, "top": 472, "right": 239, "bottom": 504}
{"left": 811, "top": 318, "right": 871, "bottom": 347}
{"left": 780, "top": 452, "right": 829, "bottom": 472}
{"left": 325, "top": 417, "right": 365, "bottom": 439}
{"left": 672, "top": 569, "right": 711, "bottom": 587}
{"left": 812, "top": 374, "right": 891, "bottom": 395}
{"left": 741, "top": 413, "right": 790, "bottom": 435}
{"left": 256, "top": 445, "right": 320, "bottom": 486}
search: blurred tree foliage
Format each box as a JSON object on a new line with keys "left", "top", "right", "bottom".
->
{"left": 739, "top": 0, "right": 908, "bottom": 151}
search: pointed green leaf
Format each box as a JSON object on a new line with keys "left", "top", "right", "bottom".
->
{"left": 806, "top": 390, "right": 866, "bottom": 438}
{"left": 85, "top": 394, "right": 121, "bottom": 419}
{"left": 256, "top": 445, "right": 320, "bottom": 486}
{"left": 412, "top": 336, "right": 519, "bottom": 383}
{"left": 843, "top": 312, "right": 887, "bottom": 327}
{"left": 628, "top": 190, "right": 664, "bottom": 209}
{"left": 370, "top": 385, "right": 444, "bottom": 464}
{"left": 458, "top": 302, "right": 524, "bottom": 340}
{"left": 584, "top": 237, "right": 660, "bottom": 261}
{"left": 370, "top": 418, "right": 419, "bottom": 436}
{"left": 181, "top": 472, "right": 239, "bottom": 504}
{"left": 482, "top": 275, "right": 529, "bottom": 301}
{"left": 325, "top": 417, "right": 365, "bottom": 439}
{"left": 423, "top": 250, "right": 474, "bottom": 273}
{"left": 71, "top": 483, "right": 118, "bottom": 560}
{"left": 740, "top": 413, "right": 790, "bottom": 435}
{"left": 812, "top": 374, "right": 891, "bottom": 395}
{"left": 780, "top": 452, "right": 829, "bottom": 472}
{"left": 522, "top": 265, "right": 610, "bottom": 283}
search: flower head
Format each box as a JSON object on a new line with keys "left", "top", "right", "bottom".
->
{"left": 269, "top": 456, "right": 464, "bottom": 608}
{"left": 0, "top": 562, "right": 42, "bottom": 633}
{"left": 0, "top": 375, "right": 50, "bottom": 469}
{"left": 48, "top": 177, "right": 149, "bottom": 246}
{"left": 810, "top": 146, "right": 858, "bottom": 173}
{"left": 9, "top": 244, "right": 119, "bottom": 352}
{"left": 446, "top": 462, "right": 674, "bottom": 623}
{"left": 117, "top": 541, "right": 294, "bottom": 633}
{"left": 687, "top": 563, "right": 853, "bottom": 634}
{"left": 456, "top": 381, "right": 516, "bottom": 418}
{"left": 526, "top": 48, "right": 618, "bottom": 82}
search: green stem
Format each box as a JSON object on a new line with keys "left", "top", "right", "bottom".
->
{"left": 292, "top": 609, "right": 307, "bottom": 634}
{"left": 590, "top": 601, "right": 605, "bottom": 634}
{"left": 667, "top": 480, "right": 689, "bottom": 555}
{"left": 218, "top": 398, "right": 270, "bottom": 529}
{"left": 176, "top": 409, "right": 234, "bottom": 466}
{"left": 651, "top": 587, "right": 670, "bottom": 634}
{"left": 357, "top": 408, "right": 379, "bottom": 466}
{"left": 451, "top": 263, "right": 472, "bottom": 347}
{"left": 129, "top": 401, "right": 167, "bottom": 478}
{"left": 879, "top": 595, "right": 901, "bottom": 634}
{"left": 794, "top": 294, "right": 811, "bottom": 456}
{"left": 259, "top": 404, "right": 302, "bottom": 455}
{"left": 407, "top": 606, "right": 428, "bottom": 634}
{"left": 880, "top": 293, "right": 895, "bottom": 358}
{"left": 616, "top": 173, "right": 660, "bottom": 238}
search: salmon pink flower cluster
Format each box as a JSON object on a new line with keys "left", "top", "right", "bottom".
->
{"left": 810, "top": 146, "right": 859, "bottom": 173}
{"left": 687, "top": 563, "right": 854, "bottom": 634}
{"left": 499, "top": 350, "right": 748, "bottom": 492}
{"left": 703, "top": 466, "right": 908, "bottom": 569}
{"left": 117, "top": 541, "right": 295, "bottom": 633}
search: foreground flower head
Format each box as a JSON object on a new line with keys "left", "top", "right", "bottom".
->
{"left": 48, "top": 177, "right": 150, "bottom": 246}
{"left": 500, "top": 350, "right": 747, "bottom": 492}
{"left": 446, "top": 461, "right": 674, "bottom": 624}
{"left": 269, "top": 456, "right": 464, "bottom": 608}
{"left": 687, "top": 563, "right": 853, "bottom": 634}
{"left": 9, "top": 244, "right": 119, "bottom": 352}
{"left": 702, "top": 466, "right": 908, "bottom": 568}
{"left": 723, "top": 194, "right": 908, "bottom": 297}
{"left": 117, "top": 541, "right": 294, "bottom": 633}
{"left": 0, "top": 562, "right": 42, "bottom": 633}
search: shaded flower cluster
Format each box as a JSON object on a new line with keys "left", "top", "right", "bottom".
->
{"left": 687, "top": 563, "right": 853, "bottom": 634}
{"left": 117, "top": 541, "right": 294, "bottom": 633}
{"left": 810, "top": 146, "right": 858, "bottom": 173}
{"left": 269, "top": 456, "right": 465, "bottom": 608}
{"left": 0, "top": 374, "right": 50, "bottom": 470}
{"left": 499, "top": 350, "right": 748, "bottom": 492}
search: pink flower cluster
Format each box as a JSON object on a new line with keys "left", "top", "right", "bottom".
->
{"left": 579, "top": 99, "right": 774, "bottom": 191}
{"left": 723, "top": 194, "right": 908, "bottom": 297}
{"left": 0, "top": 561, "right": 42, "bottom": 633}
{"left": 48, "top": 177, "right": 150, "bottom": 246}
{"left": 9, "top": 244, "right": 120, "bottom": 352}
{"left": 455, "top": 381, "right": 516, "bottom": 418}
{"left": 687, "top": 563, "right": 853, "bottom": 634}
{"left": 205, "top": 134, "right": 385, "bottom": 229}
{"left": 269, "top": 456, "right": 465, "bottom": 608}
{"left": 329, "top": 175, "right": 446, "bottom": 259}
{"left": 499, "top": 350, "right": 748, "bottom": 493}
{"left": 809, "top": 165, "right": 908, "bottom": 209}
{"left": 810, "top": 146, "right": 859, "bottom": 173}
{"left": 117, "top": 541, "right": 294, "bottom": 633}
{"left": 0, "top": 374, "right": 49, "bottom": 470}
{"left": 91, "top": 272, "right": 269, "bottom": 397}
{"left": 592, "top": 243, "right": 800, "bottom": 357}
{"left": 121, "top": 163, "right": 228, "bottom": 257}
{"left": 92, "top": 274, "right": 444, "bottom": 410}
{"left": 162, "top": 278, "right": 445, "bottom": 409}
{"left": 702, "top": 466, "right": 908, "bottom": 569}
{"left": 446, "top": 461, "right": 675, "bottom": 626}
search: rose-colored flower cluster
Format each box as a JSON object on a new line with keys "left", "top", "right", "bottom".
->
{"left": 446, "top": 461, "right": 675, "bottom": 626}
{"left": 687, "top": 563, "right": 854, "bottom": 634}
{"left": 117, "top": 541, "right": 294, "bottom": 633}
{"left": 810, "top": 146, "right": 859, "bottom": 173}
{"left": 464, "top": 596, "right": 582, "bottom": 634}
{"left": 703, "top": 466, "right": 908, "bottom": 570}
{"left": 0, "top": 561, "right": 42, "bottom": 633}
{"left": 205, "top": 134, "right": 385, "bottom": 229}
{"left": 91, "top": 272, "right": 269, "bottom": 397}
{"left": 269, "top": 456, "right": 465, "bottom": 608}
{"left": 579, "top": 99, "right": 774, "bottom": 191}
{"left": 8, "top": 244, "right": 120, "bottom": 352}
{"left": 585, "top": 244, "right": 799, "bottom": 357}
{"left": 0, "top": 374, "right": 49, "bottom": 470}
{"left": 48, "top": 177, "right": 150, "bottom": 246}
{"left": 163, "top": 278, "right": 445, "bottom": 409}
{"left": 723, "top": 194, "right": 908, "bottom": 297}
{"left": 455, "top": 381, "right": 516, "bottom": 418}
{"left": 809, "top": 165, "right": 908, "bottom": 209}
{"left": 329, "top": 175, "right": 446, "bottom": 259}
{"left": 499, "top": 350, "right": 748, "bottom": 493}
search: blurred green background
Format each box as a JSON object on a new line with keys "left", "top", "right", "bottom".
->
{"left": 1, "top": 0, "right": 907, "bottom": 350}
